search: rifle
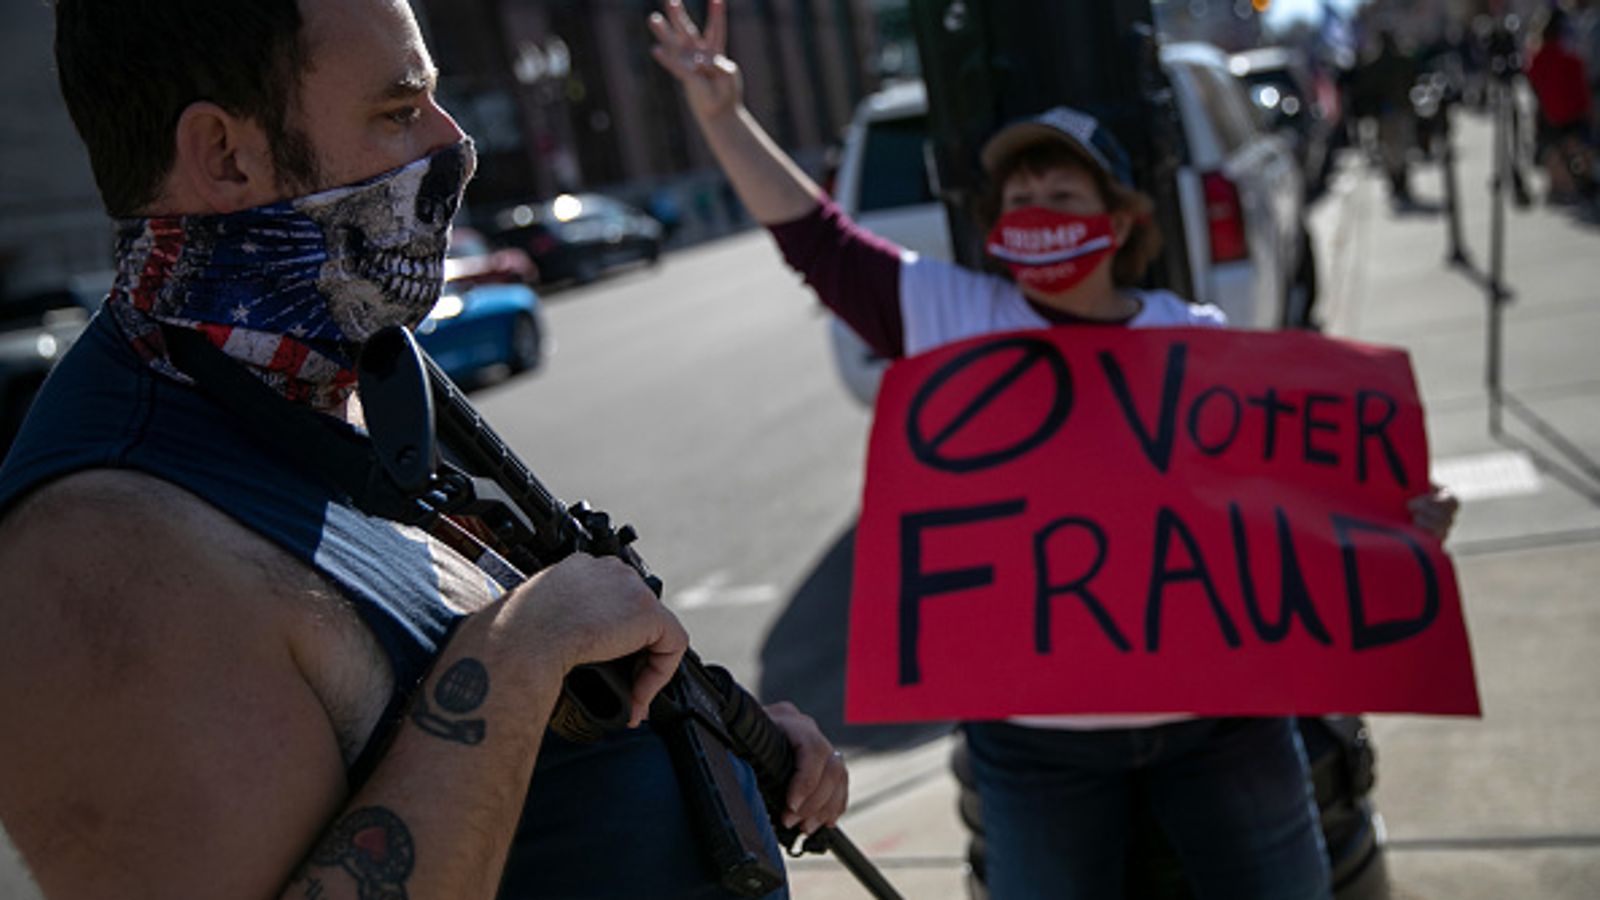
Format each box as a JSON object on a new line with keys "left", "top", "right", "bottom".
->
{"left": 355, "top": 326, "right": 903, "bottom": 900}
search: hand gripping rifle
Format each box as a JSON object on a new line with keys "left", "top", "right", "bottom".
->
{"left": 355, "top": 326, "right": 903, "bottom": 900}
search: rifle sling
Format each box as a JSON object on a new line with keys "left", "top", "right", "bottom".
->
{"left": 161, "top": 325, "right": 424, "bottom": 526}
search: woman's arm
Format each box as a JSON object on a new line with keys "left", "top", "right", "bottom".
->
{"left": 768, "top": 202, "right": 907, "bottom": 358}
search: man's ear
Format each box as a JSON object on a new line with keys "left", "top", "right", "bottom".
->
{"left": 167, "top": 102, "right": 280, "bottom": 214}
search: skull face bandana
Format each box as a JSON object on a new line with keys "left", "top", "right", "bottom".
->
{"left": 106, "top": 139, "right": 476, "bottom": 409}
{"left": 986, "top": 206, "right": 1117, "bottom": 297}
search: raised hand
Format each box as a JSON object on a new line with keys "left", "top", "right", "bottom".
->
{"left": 648, "top": 0, "right": 742, "bottom": 121}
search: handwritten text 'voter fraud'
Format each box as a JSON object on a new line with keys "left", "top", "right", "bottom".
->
{"left": 845, "top": 328, "right": 1479, "bottom": 723}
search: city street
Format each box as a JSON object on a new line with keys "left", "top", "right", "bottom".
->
{"left": 465, "top": 236, "right": 877, "bottom": 698}
{"left": 7, "top": 0, "right": 1598, "bottom": 896}
{"left": 2, "top": 102, "right": 1597, "bottom": 900}
{"left": 449, "top": 106, "right": 1600, "bottom": 899}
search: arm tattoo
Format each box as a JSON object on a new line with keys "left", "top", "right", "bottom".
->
{"left": 300, "top": 806, "right": 415, "bottom": 900}
{"left": 411, "top": 657, "right": 489, "bottom": 745}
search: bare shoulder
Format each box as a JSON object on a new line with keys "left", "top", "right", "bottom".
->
{"left": 0, "top": 469, "right": 313, "bottom": 648}
{"left": 0, "top": 467, "right": 390, "bottom": 742}
{"left": 0, "top": 469, "right": 371, "bottom": 895}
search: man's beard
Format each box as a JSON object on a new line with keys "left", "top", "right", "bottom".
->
{"left": 271, "top": 121, "right": 324, "bottom": 198}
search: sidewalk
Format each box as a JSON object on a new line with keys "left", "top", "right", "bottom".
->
{"left": 788, "top": 111, "right": 1600, "bottom": 898}
{"left": 1327, "top": 111, "right": 1600, "bottom": 900}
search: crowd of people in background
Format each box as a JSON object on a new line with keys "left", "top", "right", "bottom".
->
{"left": 1338, "top": 2, "right": 1596, "bottom": 211}
{"left": 1525, "top": 6, "right": 1596, "bottom": 203}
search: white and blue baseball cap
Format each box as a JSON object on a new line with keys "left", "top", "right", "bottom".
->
{"left": 980, "top": 106, "right": 1135, "bottom": 188}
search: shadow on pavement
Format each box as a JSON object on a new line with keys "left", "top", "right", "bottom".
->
{"left": 1561, "top": 200, "right": 1600, "bottom": 229}
{"left": 758, "top": 519, "right": 955, "bottom": 754}
{"left": 1446, "top": 257, "right": 1516, "bottom": 304}
{"left": 1495, "top": 393, "right": 1600, "bottom": 506}
{"left": 1389, "top": 196, "right": 1445, "bottom": 217}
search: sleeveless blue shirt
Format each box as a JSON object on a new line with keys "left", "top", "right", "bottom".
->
{"left": 0, "top": 311, "right": 459, "bottom": 738}
{"left": 0, "top": 310, "right": 787, "bottom": 899}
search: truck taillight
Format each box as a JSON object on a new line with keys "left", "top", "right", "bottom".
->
{"left": 1203, "top": 171, "right": 1249, "bottom": 264}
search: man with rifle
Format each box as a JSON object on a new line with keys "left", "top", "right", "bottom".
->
{"left": 0, "top": 1, "right": 848, "bottom": 897}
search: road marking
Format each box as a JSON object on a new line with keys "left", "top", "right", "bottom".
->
{"left": 670, "top": 570, "right": 781, "bottom": 610}
{"left": 1388, "top": 832, "right": 1600, "bottom": 852}
{"left": 1432, "top": 450, "right": 1542, "bottom": 501}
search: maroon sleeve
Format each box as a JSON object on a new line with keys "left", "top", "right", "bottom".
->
{"left": 766, "top": 198, "right": 906, "bottom": 358}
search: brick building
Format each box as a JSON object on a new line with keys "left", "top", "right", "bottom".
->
{"left": 1154, "top": 0, "right": 1269, "bottom": 52}
{"left": 0, "top": 0, "right": 109, "bottom": 289}
{"left": 418, "top": 0, "right": 880, "bottom": 235}
{"left": 0, "top": 0, "right": 881, "bottom": 288}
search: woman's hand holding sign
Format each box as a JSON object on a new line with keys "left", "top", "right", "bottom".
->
{"left": 846, "top": 328, "right": 1482, "bottom": 723}
{"left": 1408, "top": 486, "right": 1460, "bottom": 541}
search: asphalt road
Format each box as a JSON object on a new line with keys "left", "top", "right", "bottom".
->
{"left": 462, "top": 238, "right": 949, "bottom": 752}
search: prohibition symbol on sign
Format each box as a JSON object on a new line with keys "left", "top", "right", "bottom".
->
{"left": 905, "top": 335, "right": 1074, "bottom": 474}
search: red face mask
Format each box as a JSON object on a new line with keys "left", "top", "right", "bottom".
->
{"left": 986, "top": 207, "right": 1118, "bottom": 296}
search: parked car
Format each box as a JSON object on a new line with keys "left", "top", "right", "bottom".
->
{"left": 824, "top": 79, "right": 949, "bottom": 406}
{"left": 0, "top": 271, "right": 109, "bottom": 457}
{"left": 489, "top": 192, "right": 664, "bottom": 287}
{"left": 414, "top": 230, "right": 545, "bottom": 385}
{"left": 1162, "top": 41, "right": 1312, "bottom": 330}
{"left": 446, "top": 225, "right": 538, "bottom": 286}
{"left": 1230, "top": 45, "right": 1344, "bottom": 199}
{"left": 830, "top": 79, "right": 952, "bottom": 262}
{"left": 824, "top": 43, "right": 1315, "bottom": 407}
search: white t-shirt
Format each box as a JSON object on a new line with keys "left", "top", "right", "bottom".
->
{"left": 899, "top": 254, "right": 1228, "bottom": 730}
{"left": 901, "top": 253, "right": 1226, "bottom": 356}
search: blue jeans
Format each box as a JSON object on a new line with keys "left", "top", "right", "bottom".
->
{"left": 963, "top": 717, "right": 1330, "bottom": 900}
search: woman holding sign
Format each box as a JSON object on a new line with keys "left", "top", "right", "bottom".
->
{"left": 651, "top": 2, "right": 1458, "bottom": 898}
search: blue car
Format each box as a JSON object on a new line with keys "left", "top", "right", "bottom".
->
{"left": 415, "top": 230, "right": 545, "bottom": 384}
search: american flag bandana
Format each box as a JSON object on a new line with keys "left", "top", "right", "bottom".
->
{"left": 106, "top": 140, "right": 475, "bottom": 410}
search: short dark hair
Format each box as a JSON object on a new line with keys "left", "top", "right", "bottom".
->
{"left": 54, "top": 0, "right": 316, "bottom": 216}
{"left": 1541, "top": 9, "right": 1569, "bottom": 43}
{"left": 979, "top": 140, "right": 1163, "bottom": 288}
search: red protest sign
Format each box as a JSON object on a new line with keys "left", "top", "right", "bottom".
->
{"left": 845, "top": 327, "right": 1479, "bottom": 723}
